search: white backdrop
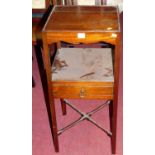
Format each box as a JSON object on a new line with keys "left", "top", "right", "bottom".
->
{"left": 73, "top": 0, "right": 123, "bottom": 12}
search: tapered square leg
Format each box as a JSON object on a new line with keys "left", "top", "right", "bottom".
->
{"left": 60, "top": 99, "right": 67, "bottom": 115}
{"left": 49, "top": 97, "right": 59, "bottom": 152}
{"left": 109, "top": 100, "right": 117, "bottom": 154}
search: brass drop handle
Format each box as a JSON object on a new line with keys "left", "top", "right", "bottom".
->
{"left": 80, "top": 88, "right": 86, "bottom": 98}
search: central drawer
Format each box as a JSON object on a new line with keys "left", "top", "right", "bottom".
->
{"left": 51, "top": 82, "right": 113, "bottom": 99}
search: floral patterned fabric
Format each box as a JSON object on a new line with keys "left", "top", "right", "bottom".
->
{"left": 52, "top": 48, "right": 114, "bottom": 82}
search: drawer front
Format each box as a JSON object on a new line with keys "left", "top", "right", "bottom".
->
{"left": 52, "top": 83, "right": 113, "bottom": 99}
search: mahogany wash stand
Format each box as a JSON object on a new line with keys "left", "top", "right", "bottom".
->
{"left": 42, "top": 5, "right": 121, "bottom": 154}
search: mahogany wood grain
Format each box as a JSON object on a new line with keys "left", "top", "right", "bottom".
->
{"left": 45, "top": 31, "right": 118, "bottom": 44}
{"left": 43, "top": 6, "right": 119, "bottom": 32}
{"left": 42, "top": 6, "right": 121, "bottom": 154}
{"left": 111, "top": 33, "right": 121, "bottom": 154}
{"left": 42, "top": 33, "right": 59, "bottom": 152}
{"left": 52, "top": 81, "right": 113, "bottom": 99}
